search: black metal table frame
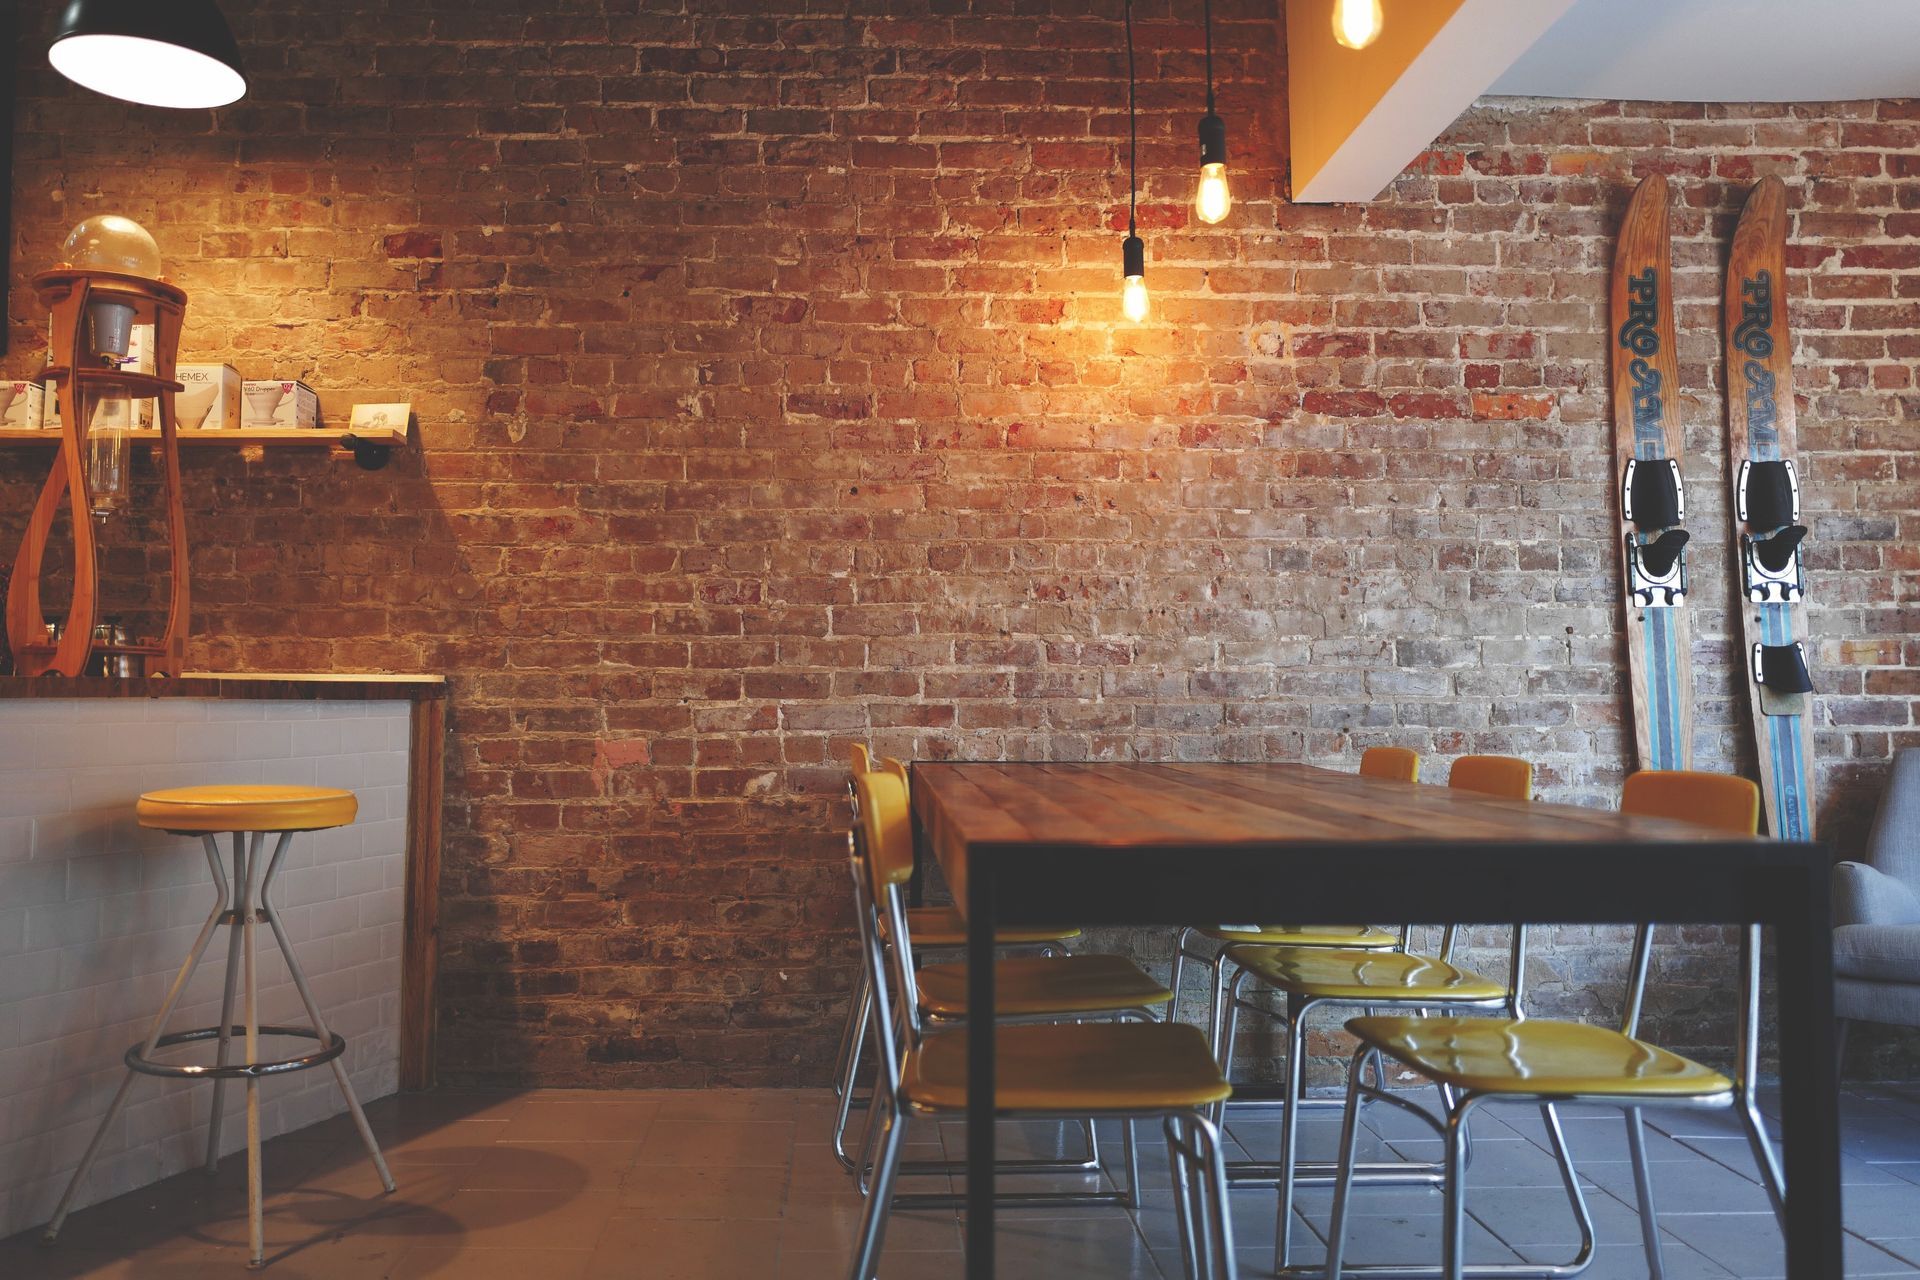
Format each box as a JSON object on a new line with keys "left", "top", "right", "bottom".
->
{"left": 922, "top": 800, "right": 1841, "bottom": 1279}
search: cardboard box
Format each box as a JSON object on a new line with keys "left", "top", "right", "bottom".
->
{"left": 176, "top": 364, "right": 241, "bottom": 431}
{"left": 125, "top": 323, "right": 156, "bottom": 428}
{"left": 0, "top": 381, "right": 45, "bottom": 429}
{"left": 242, "top": 380, "right": 319, "bottom": 429}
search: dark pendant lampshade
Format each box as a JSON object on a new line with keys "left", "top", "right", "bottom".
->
{"left": 49, "top": 0, "right": 247, "bottom": 109}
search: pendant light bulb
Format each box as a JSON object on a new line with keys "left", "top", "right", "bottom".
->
{"left": 1331, "top": 0, "right": 1384, "bottom": 50}
{"left": 1121, "top": 235, "right": 1148, "bottom": 323}
{"left": 1194, "top": 113, "right": 1231, "bottom": 225}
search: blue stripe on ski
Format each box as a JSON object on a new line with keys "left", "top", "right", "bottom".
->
{"left": 1643, "top": 607, "right": 1684, "bottom": 770}
{"left": 1751, "top": 421, "right": 1811, "bottom": 839}
{"left": 1759, "top": 601, "right": 1811, "bottom": 840}
{"left": 1634, "top": 430, "right": 1685, "bottom": 771}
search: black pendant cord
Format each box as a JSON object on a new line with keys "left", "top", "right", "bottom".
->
{"left": 1203, "top": 0, "right": 1215, "bottom": 115}
{"left": 1125, "top": 0, "right": 1137, "bottom": 237}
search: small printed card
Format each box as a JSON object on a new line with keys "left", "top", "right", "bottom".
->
{"left": 349, "top": 403, "right": 410, "bottom": 434}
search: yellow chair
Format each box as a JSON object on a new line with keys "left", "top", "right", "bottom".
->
{"left": 846, "top": 768, "right": 1239, "bottom": 1279}
{"left": 1209, "top": 756, "right": 1535, "bottom": 1271}
{"left": 842, "top": 769, "right": 1176, "bottom": 1199}
{"left": 832, "top": 748, "right": 1081, "bottom": 1166}
{"left": 42, "top": 786, "right": 394, "bottom": 1268}
{"left": 1165, "top": 749, "right": 1424, "bottom": 1040}
{"left": 1323, "top": 770, "right": 1782, "bottom": 1280}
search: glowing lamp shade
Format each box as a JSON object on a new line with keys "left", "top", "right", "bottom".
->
{"left": 49, "top": 0, "right": 246, "bottom": 109}
{"left": 1331, "top": 0, "right": 1385, "bottom": 50}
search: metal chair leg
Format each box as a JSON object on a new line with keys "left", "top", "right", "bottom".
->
{"left": 44, "top": 838, "right": 230, "bottom": 1244}
{"left": 258, "top": 832, "right": 394, "bottom": 1194}
{"left": 831, "top": 966, "right": 870, "bottom": 1099}
{"left": 1123, "top": 1118, "right": 1140, "bottom": 1209}
{"left": 850, "top": 1103, "right": 908, "bottom": 1280}
{"left": 1273, "top": 997, "right": 1309, "bottom": 1272}
{"left": 1625, "top": 1108, "right": 1667, "bottom": 1280}
{"left": 1541, "top": 1102, "right": 1598, "bottom": 1271}
{"left": 206, "top": 834, "right": 244, "bottom": 1175}
{"left": 1442, "top": 1101, "right": 1472, "bottom": 1280}
{"left": 1170, "top": 927, "right": 1194, "bottom": 1025}
{"left": 1193, "top": 1114, "right": 1238, "bottom": 1280}
{"left": 1323, "top": 1048, "right": 1371, "bottom": 1280}
{"left": 1166, "top": 1114, "right": 1203, "bottom": 1280}
{"left": 830, "top": 977, "right": 875, "bottom": 1170}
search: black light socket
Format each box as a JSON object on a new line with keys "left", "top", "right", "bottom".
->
{"left": 1198, "top": 112, "right": 1227, "bottom": 167}
{"left": 1122, "top": 234, "right": 1145, "bottom": 278}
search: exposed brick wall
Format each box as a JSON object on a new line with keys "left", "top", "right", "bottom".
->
{"left": 5, "top": 2, "right": 1917, "bottom": 1084}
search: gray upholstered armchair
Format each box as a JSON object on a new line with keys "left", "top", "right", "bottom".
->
{"left": 1833, "top": 748, "right": 1920, "bottom": 1061}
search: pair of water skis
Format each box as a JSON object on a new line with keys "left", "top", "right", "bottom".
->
{"left": 1610, "top": 173, "right": 1813, "bottom": 841}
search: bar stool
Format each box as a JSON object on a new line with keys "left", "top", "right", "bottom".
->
{"left": 43, "top": 785, "right": 395, "bottom": 1267}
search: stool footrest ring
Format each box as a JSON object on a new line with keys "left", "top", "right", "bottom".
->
{"left": 126, "top": 1025, "right": 346, "bottom": 1079}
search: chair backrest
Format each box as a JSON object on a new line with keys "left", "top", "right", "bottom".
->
{"left": 853, "top": 769, "right": 915, "bottom": 891}
{"left": 1448, "top": 755, "right": 1532, "bottom": 801}
{"left": 850, "top": 742, "right": 873, "bottom": 774}
{"left": 1866, "top": 748, "right": 1920, "bottom": 885}
{"left": 850, "top": 770, "right": 930, "bottom": 1046}
{"left": 1615, "top": 770, "right": 1761, "bottom": 1054}
{"left": 880, "top": 756, "right": 911, "bottom": 793}
{"left": 1622, "top": 770, "right": 1760, "bottom": 836}
{"left": 1359, "top": 746, "right": 1420, "bottom": 783}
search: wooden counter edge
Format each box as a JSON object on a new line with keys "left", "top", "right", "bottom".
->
{"left": 0, "top": 672, "right": 449, "bottom": 701}
{"left": 401, "top": 697, "right": 446, "bottom": 1090}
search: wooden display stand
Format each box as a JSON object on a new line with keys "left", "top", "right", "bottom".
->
{"left": 5, "top": 269, "right": 190, "bottom": 678}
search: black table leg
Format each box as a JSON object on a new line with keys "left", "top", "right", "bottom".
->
{"left": 1775, "top": 864, "right": 1843, "bottom": 1277}
{"left": 966, "top": 857, "right": 996, "bottom": 1279}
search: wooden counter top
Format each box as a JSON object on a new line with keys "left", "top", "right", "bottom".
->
{"left": 0, "top": 672, "right": 447, "bottom": 701}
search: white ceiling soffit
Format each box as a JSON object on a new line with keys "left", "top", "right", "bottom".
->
{"left": 1289, "top": 0, "right": 1577, "bottom": 204}
{"left": 1493, "top": 0, "right": 1920, "bottom": 102}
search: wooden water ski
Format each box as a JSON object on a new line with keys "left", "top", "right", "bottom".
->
{"left": 1726, "top": 176, "right": 1816, "bottom": 839}
{"left": 1611, "top": 174, "right": 1693, "bottom": 771}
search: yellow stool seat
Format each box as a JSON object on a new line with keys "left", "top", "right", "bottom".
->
{"left": 915, "top": 954, "right": 1172, "bottom": 1019}
{"left": 1201, "top": 924, "right": 1399, "bottom": 948}
{"left": 906, "top": 907, "right": 1081, "bottom": 949}
{"left": 137, "top": 785, "right": 358, "bottom": 834}
{"left": 1224, "top": 946, "right": 1506, "bottom": 1003}
{"left": 906, "top": 1022, "right": 1232, "bottom": 1112}
{"left": 1345, "top": 1014, "right": 1733, "bottom": 1098}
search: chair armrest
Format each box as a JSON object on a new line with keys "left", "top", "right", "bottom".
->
{"left": 1834, "top": 861, "right": 1920, "bottom": 927}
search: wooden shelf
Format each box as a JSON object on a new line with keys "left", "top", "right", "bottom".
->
{"left": 0, "top": 426, "right": 405, "bottom": 447}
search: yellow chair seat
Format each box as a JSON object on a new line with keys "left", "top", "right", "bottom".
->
{"left": 1223, "top": 946, "right": 1508, "bottom": 1003}
{"left": 1346, "top": 1015, "right": 1733, "bottom": 1098}
{"left": 906, "top": 1022, "right": 1232, "bottom": 1112}
{"left": 136, "top": 785, "right": 358, "bottom": 834}
{"left": 915, "top": 955, "right": 1172, "bottom": 1019}
{"left": 906, "top": 907, "right": 1081, "bottom": 949}
{"left": 1201, "top": 924, "right": 1399, "bottom": 948}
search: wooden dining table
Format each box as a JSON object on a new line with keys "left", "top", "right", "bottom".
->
{"left": 908, "top": 760, "right": 1840, "bottom": 1280}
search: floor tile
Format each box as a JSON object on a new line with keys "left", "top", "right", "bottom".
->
{"left": 636, "top": 1119, "right": 795, "bottom": 1167}
{"left": 586, "top": 1215, "right": 779, "bottom": 1279}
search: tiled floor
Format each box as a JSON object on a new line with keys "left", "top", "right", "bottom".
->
{"left": 6, "top": 1084, "right": 1920, "bottom": 1277}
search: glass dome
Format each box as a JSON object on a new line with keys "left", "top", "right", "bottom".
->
{"left": 60, "top": 215, "right": 162, "bottom": 279}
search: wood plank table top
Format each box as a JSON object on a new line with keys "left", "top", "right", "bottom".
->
{"left": 912, "top": 761, "right": 1758, "bottom": 924}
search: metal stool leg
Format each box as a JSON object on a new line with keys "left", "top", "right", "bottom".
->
{"left": 206, "top": 833, "right": 245, "bottom": 1174}
{"left": 242, "top": 833, "right": 265, "bottom": 1267}
{"left": 259, "top": 832, "right": 395, "bottom": 1193}
{"left": 44, "top": 838, "right": 231, "bottom": 1243}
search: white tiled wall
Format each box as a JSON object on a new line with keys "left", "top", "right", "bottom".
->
{"left": 0, "top": 698, "right": 410, "bottom": 1241}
